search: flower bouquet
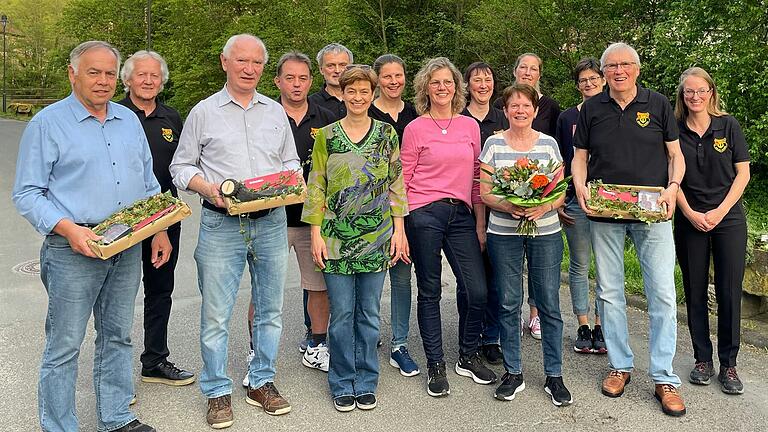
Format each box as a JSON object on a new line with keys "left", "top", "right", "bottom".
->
{"left": 220, "top": 169, "right": 307, "bottom": 216}
{"left": 481, "top": 157, "right": 570, "bottom": 235}
{"left": 88, "top": 191, "right": 192, "bottom": 259}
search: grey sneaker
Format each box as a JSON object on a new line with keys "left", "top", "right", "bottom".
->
{"left": 574, "top": 325, "right": 592, "bottom": 354}
{"left": 718, "top": 366, "right": 744, "bottom": 395}
{"left": 689, "top": 361, "right": 714, "bottom": 385}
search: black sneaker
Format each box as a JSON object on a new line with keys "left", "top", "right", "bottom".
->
{"left": 140, "top": 360, "right": 195, "bottom": 386}
{"left": 718, "top": 366, "right": 744, "bottom": 395}
{"left": 591, "top": 325, "right": 607, "bottom": 354}
{"left": 355, "top": 393, "right": 377, "bottom": 410}
{"left": 427, "top": 362, "right": 450, "bottom": 397}
{"left": 544, "top": 376, "right": 573, "bottom": 407}
{"left": 494, "top": 372, "right": 525, "bottom": 401}
{"left": 112, "top": 420, "right": 156, "bottom": 432}
{"left": 481, "top": 344, "right": 504, "bottom": 365}
{"left": 574, "top": 325, "right": 592, "bottom": 354}
{"left": 689, "top": 361, "right": 714, "bottom": 385}
{"left": 455, "top": 352, "right": 498, "bottom": 384}
{"left": 333, "top": 395, "right": 356, "bottom": 412}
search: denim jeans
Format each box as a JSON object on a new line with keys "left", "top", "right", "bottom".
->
{"left": 479, "top": 250, "right": 500, "bottom": 345}
{"left": 195, "top": 207, "right": 288, "bottom": 397}
{"left": 324, "top": 271, "right": 386, "bottom": 398}
{"left": 562, "top": 196, "right": 599, "bottom": 316}
{"left": 487, "top": 232, "right": 564, "bottom": 376}
{"left": 389, "top": 261, "right": 413, "bottom": 349}
{"left": 590, "top": 220, "right": 681, "bottom": 386}
{"left": 39, "top": 234, "right": 141, "bottom": 432}
{"left": 406, "top": 201, "right": 487, "bottom": 365}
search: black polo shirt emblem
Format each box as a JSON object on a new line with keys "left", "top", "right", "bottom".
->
{"left": 161, "top": 128, "right": 173, "bottom": 142}
{"left": 310, "top": 127, "right": 320, "bottom": 139}
{"left": 714, "top": 137, "right": 727, "bottom": 153}
{"left": 636, "top": 112, "right": 650, "bottom": 127}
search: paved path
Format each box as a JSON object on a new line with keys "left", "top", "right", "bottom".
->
{"left": 1, "top": 118, "right": 767, "bottom": 431}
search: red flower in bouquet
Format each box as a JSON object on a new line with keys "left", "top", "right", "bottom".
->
{"left": 515, "top": 157, "right": 530, "bottom": 168}
{"left": 530, "top": 173, "right": 550, "bottom": 190}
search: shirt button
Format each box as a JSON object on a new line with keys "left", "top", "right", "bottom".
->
{"left": 117, "top": 181, "right": 120, "bottom": 185}
{"left": 118, "top": 201, "right": 122, "bottom": 205}
{"left": 112, "top": 162, "right": 116, "bottom": 165}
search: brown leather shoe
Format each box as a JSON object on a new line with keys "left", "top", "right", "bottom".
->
{"left": 246, "top": 382, "right": 292, "bottom": 415}
{"left": 206, "top": 395, "right": 234, "bottom": 429}
{"left": 601, "top": 370, "right": 631, "bottom": 397}
{"left": 654, "top": 384, "right": 686, "bottom": 417}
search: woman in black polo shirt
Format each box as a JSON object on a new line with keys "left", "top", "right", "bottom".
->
{"left": 461, "top": 61, "right": 509, "bottom": 365}
{"left": 369, "top": 54, "right": 421, "bottom": 378}
{"left": 673, "top": 67, "right": 750, "bottom": 395}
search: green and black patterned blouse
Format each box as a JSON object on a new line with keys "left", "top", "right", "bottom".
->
{"left": 301, "top": 119, "right": 408, "bottom": 274}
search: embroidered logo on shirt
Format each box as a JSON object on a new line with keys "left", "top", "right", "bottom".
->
{"left": 161, "top": 128, "right": 174, "bottom": 142}
{"left": 636, "top": 112, "right": 650, "bottom": 127}
{"left": 714, "top": 137, "right": 727, "bottom": 153}
{"left": 310, "top": 127, "right": 320, "bottom": 139}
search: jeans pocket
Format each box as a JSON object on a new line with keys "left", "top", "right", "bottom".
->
{"left": 200, "top": 210, "right": 225, "bottom": 231}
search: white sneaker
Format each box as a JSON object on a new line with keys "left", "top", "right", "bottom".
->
{"left": 242, "top": 350, "right": 255, "bottom": 387}
{"left": 529, "top": 315, "right": 542, "bottom": 340}
{"left": 302, "top": 342, "right": 330, "bottom": 372}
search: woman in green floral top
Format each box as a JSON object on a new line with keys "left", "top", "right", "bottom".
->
{"left": 302, "top": 66, "right": 409, "bottom": 412}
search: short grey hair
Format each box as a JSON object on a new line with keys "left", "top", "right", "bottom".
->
{"left": 222, "top": 34, "right": 269, "bottom": 64}
{"left": 121, "top": 50, "right": 169, "bottom": 93}
{"left": 69, "top": 40, "right": 121, "bottom": 74}
{"left": 276, "top": 51, "right": 312, "bottom": 76}
{"left": 315, "top": 43, "right": 353, "bottom": 67}
{"left": 600, "top": 42, "right": 641, "bottom": 70}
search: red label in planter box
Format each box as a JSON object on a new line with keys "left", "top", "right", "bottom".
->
{"left": 242, "top": 170, "right": 301, "bottom": 189}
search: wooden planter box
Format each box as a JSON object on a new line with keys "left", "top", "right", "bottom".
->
{"left": 586, "top": 182, "right": 667, "bottom": 222}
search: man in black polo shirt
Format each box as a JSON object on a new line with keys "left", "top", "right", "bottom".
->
{"left": 119, "top": 50, "right": 195, "bottom": 387}
{"left": 572, "top": 43, "right": 686, "bottom": 417}
{"left": 308, "top": 43, "right": 353, "bottom": 121}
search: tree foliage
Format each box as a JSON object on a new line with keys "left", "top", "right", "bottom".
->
{"left": 5, "top": 0, "right": 766, "bottom": 173}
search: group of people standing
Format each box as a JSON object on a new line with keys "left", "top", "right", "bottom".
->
{"left": 11, "top": 31, "right": 750, "bottom": 432}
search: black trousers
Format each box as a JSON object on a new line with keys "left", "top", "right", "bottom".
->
{"left": 674, "top": 213, "right": 745, "bottom": 367}
{"left": 140, "top": 223, "right": 181, "bottom": 369}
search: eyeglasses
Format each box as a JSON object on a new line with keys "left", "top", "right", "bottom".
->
{"left": 683, "top": 88, "right": 712, "bottom": 98}
{"left": 429, "top": 79, "right": 455, "bottom": 88}
{"left": 578, "top": 76, "right": 603, "bottom": 86}
{"left": 603, "top": 61, "right": 637, "bottom": 72}
{"left": 345, "top": 64, "right": 372, "bottom": 71}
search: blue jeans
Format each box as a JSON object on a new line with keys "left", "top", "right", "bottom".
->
{"left": 195, "top": 207, "right": 288, "bottom": 397}
{"left": 406, "top": 201, "right": 487, "bottom": 364}
{"left": 480, "top": 250, "right": 500, "bottom": 345}
{"left": 389, "top": 261, "right": 413, "bottom": 349}
{"left": 39, "top": 235, "right": 141, "bottom": 432}
{"left": 488, "top": 232, "right": 564, "bottom": 376}
{"left": 590, "top": 220, "right": 681, "bottom": 386}
{"left": 324, "top": 271, "right": 386, "bottom": 398}
{"left": 562, "top": 196, "right": 599, "bottom": 317}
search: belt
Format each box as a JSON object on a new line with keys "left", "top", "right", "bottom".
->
{"left": 438, "top": 197, "right": 463, "bottom": 205}
{"left": 202, "top": 200, "right": 272, "bottom": 219}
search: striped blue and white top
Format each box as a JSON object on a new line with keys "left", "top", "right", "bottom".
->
{"left": 479, "top": 132, "right": 563, "bottom": 236}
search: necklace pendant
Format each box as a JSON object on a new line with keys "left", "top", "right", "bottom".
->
{"left": 441, "top": 129, "right": 447, "bottom": 135}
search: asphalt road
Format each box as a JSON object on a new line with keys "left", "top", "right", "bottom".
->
{"left": 1, "top": 117, "right": 767, "bottom": 431}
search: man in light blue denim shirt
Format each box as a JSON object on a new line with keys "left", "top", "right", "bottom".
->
{"left": 170, "top": 33, "right": 299, "bottom": 428}
{"left": 12, "top": 41, "right": 169, "bottom": 432}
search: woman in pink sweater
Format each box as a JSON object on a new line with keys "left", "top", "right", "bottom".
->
{"left": 401, "top": 57, "right": 496, "bottom": 398}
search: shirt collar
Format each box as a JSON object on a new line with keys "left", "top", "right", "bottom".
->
{"left": 217, "top": 85, "right": 269, "bottom": 108}
{"left": 680, "top": 114, "right": 725, "bottom": 137}
{"left": 118, "top": 94, "right": 169, "bottom": 119}
{"left": 599, "top": 84, "right": 649, "bottom": 105}
{"left": 67, "top": 93, "right": 122, "bottom": 122}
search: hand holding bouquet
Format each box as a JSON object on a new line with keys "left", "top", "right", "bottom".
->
{"left": 481, "top": 157, "right": 570, "bottom": 235}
